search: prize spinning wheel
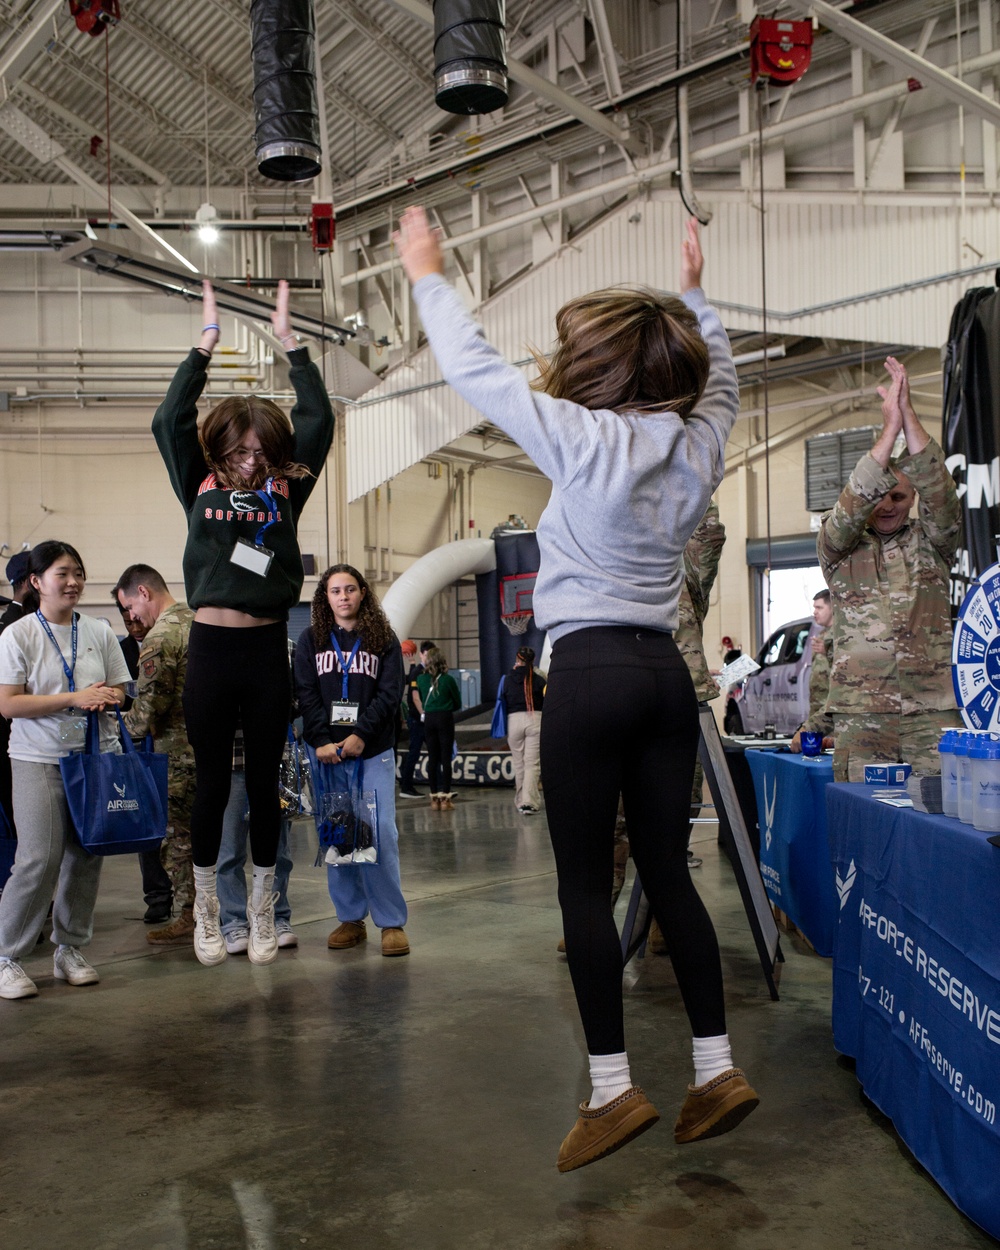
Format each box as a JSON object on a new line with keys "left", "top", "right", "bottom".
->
{"left": 952, "top": 562, "right": 1000, "bottom": 731}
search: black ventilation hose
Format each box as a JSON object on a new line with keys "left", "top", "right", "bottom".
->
{"left": 434, "top": 0, "right": 508, "bottom": 115}
{"left": 251, "top": 0, "right": 322, "bottom": 182}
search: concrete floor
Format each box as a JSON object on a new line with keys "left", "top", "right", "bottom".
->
{"left": 1, "top": 787, "right": 995, "bottom": 1250}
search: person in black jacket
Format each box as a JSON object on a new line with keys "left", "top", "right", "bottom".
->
{"left": 295, "top": 564, "right": 409, "bottom": 957}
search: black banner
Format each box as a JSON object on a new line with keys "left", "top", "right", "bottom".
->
{"left": 942, "top": 285, "right": 1000, "bottom": 608}
{"left": 395, "top": 749, "right": 514, "bottom": 788}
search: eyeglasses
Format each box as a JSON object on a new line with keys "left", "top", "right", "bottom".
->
{"left": 229, "top": 447, "right": 267, "bottom": 463}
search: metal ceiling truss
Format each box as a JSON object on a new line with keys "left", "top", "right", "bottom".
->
{"left": 57, "top": 238, "right": 356, "bottom": 343}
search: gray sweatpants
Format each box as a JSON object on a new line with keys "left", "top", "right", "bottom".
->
{"left": 0, "top": 760, "right": 103, "bottom": 960}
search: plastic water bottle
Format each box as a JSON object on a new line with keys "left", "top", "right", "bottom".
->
{"left": 970, "top": 733, "right": 1000, "bottom": 833}
{"left": 956, "top": 731, "right": 976, "bottom": 824}
{"left": 938, "top": 730, "right": 959, "bottom": 818}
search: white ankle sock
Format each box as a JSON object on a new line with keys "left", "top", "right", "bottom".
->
{"left": 588, "top": 1051, "right": 632, "bottom": 1109}
{"left": 251, "top": 863, "right": 276, "bottom": 908}
{"left": 193, "top": 865, "right": 217, "bottom": 898}
{"left": 692, "top": 1034, "right": 734, "bottom": 1086}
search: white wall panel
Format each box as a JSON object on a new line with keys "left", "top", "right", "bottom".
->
{"left": 349, "top": 193, "right": 999, "bottom": 501}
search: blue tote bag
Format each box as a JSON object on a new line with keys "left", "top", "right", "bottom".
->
{"left": 59, "top": 710, "right": 168, "bottom": 856}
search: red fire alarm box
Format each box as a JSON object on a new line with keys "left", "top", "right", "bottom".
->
{"left": 750, "top": 18, "right": 813, "bottom": 86}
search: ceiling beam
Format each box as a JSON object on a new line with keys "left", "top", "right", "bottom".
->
{"left": 119, "top": 10, "right": 252, "bottom": 125}
{"left": 802, "top": 0, "right": 1000, "bottom": 129}
{"left": 0, "top": 101, "right": 197, "bottom": 271}
{"left": 16, "top": 82, "right": 171, "bottom": 187}
{"left": 0, "top": 0, "right": 64, "bottom": 91}
{"left": 329, "top": 0, "right": 430, "bottom": 89}
{"left": 587, "top": 0, "right": 622, "bottom": 101}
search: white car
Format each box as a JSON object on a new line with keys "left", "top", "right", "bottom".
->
{"left": 724, "top": 617, "right": 815, "bottom": 736}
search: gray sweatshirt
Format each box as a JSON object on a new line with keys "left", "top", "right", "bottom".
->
{"left": 413, "top": 274, "right": 739, "bottom": 641}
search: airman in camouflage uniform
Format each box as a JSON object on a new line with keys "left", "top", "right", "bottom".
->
{"left": 675, "top": 500, "right": 726, "bottom": 705}
{"left": 818, "top": 358, "right": 961, "bottom": 782}
{"left": 645, "top": 501, "right": 726, "bottom": 950}
{"left": 790, "top": 590, "right": 835, "bottom": 751}
{"left": 116, "top": 567, "right": 196, "bottom": 942}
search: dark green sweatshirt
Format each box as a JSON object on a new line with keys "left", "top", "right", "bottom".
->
{"left": 153, "top": 348, "right": 334, "bottom": 619}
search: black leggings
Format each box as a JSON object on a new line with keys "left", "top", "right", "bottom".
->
{"left": 540, "top": 626, "right": 726, "bottom": 1055}
{"left": 183, "top": 621, "right": 290, "bottom": 869}
{"left": 423, "top": 710, "right": 455, "bottom": 792}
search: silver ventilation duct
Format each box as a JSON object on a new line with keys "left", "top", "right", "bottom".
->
{"left": 250, "top": 0, "right": 322, "bottom": 182}
{"left": 434, "top": 0, "right": 508, "bottom": 115}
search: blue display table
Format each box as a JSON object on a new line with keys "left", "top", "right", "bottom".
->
{"left": 745, "top": 749, "right": 837, "bottom": 956}
{"left": 827, "top": 784, "right": 1000, "bottom": 1240}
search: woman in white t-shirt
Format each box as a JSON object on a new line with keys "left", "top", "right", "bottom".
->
{"left": 0, "top": 541, "right": 130, "bottom": 1000}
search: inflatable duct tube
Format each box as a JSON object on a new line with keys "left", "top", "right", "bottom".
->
{"left": 382, "top": 538, "right": 496, "bottom": 643}
{"left": 250, "top": 0, "right": 322, "bottom": 182}
{"left": 433, "top": 0, "right": 508, "bottom": 115}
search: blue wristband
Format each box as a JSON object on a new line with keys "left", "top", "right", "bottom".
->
{"left": 202, "top": 323, "right": 220, "bottom": 332}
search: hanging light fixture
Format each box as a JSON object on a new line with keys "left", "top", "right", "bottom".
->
{"left": 196, "top": 70, "right": 220, "bottom": 244}
{"left": 195, "top": 203, "right": 219, "bottom": 244}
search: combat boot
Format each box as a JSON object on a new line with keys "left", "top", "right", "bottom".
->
{"left": 147, "top": 907, "right": 195, "bottom": 945}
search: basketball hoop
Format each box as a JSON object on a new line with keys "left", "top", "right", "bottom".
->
{"left": 501, "top": 610, "right": 533, "bottom": 636}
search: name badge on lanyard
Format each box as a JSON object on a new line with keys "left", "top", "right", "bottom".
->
{"left": 36, "top": 610, "right": 87, "bottom": 745}
{"left": 230, "top": 477, "right": 278, "bottom": 577}
{"left": 329, "top": 634, "right": 362, "bottom": 726}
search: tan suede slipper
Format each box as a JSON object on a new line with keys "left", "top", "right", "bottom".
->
{"left": 556, "top": 1087, "right": 660, "bottom": 1173}
{"left": 674, "top": 1067, "right": 759, "bottom": 1143}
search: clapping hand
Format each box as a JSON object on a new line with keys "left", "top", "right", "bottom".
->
{"left": 393, "top": 207, "right": 445, "bottom": 284}
{"left": 271, "top": 278, "right": 297, "bottom": 350}
{"left": 679, "top": 218, "right": 704, "bottom": 293}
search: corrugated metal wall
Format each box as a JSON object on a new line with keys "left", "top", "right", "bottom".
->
{"left": 347, "top": 195, "right": 1000, "bottom": 500}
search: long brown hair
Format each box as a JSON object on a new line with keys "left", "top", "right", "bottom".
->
{"left": 515, "top": 645, "right": 536, "bottom": 713}
{"left": 423, "top": 646, "right": 449, "bottom": 678}
{"left": 311, "top": 563, "right": 395, "bottom": 656}
{"left": 200, "top": 396, "right": 313, "bottom": 490}
{"left": 530, "top": 286, "right": 710, "bottom": 418}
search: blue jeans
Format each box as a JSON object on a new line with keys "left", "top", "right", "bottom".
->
{"left": 217, "top": 770, "right": 293, "bottom": 935}
{"left": 326, "top": 749, "right": 407, "bottom": 929}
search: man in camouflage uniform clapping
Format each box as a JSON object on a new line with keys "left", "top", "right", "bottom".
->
{"left": 115, "top": 564, "right": 196, "bottom": 943}
{"left": 818, "top": 357, "right": 961, "bottom": 782}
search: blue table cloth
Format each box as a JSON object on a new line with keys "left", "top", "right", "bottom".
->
{"left": 746, "top": 749, "right": 837, "bottom": 956}
{"left": 827, "top": 783, "right": 1000, "bottom": 1240}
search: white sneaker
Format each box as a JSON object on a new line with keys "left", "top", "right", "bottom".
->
{"left": 53, "top": 945, "right": 99, "bottom": 986}
{"left": 224, "top": 926, "right": 250, "bottom": 955}
{"left": 275, "top": 921, "right": 298, "bottom": 949}
{"left": 247, "top": 891, "right": 279, "bottom": 965}
{"left": 193, "top": 893, "right": 227, "bottom": 966}
{"left": 0, "top": 958, "right": 38, "bottom": 999}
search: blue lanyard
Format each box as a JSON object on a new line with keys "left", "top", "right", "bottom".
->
{"left": 329, "top": 633, "right": 362, "bottom": 701}
{"left": 253, "top": 476, "right": 278, "bottom": 548}
{"left": 36, "top": 610, "right": 78, "bottom": 692}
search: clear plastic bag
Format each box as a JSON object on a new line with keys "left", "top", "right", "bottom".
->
{"left": 308, "top": 752, "right": 379, "bottom": 867}
{"left": 278, "top": 730, "right": 308, "bottom": 816}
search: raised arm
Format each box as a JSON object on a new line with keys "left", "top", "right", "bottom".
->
{"left": 270, "top": 277, "right": 335, "bottom": 495}
{"left": 819, "top": 357, "right": 910, "bottom": 575}
{"left": 151, "top": 280, "right": 218, "bottom": 507}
